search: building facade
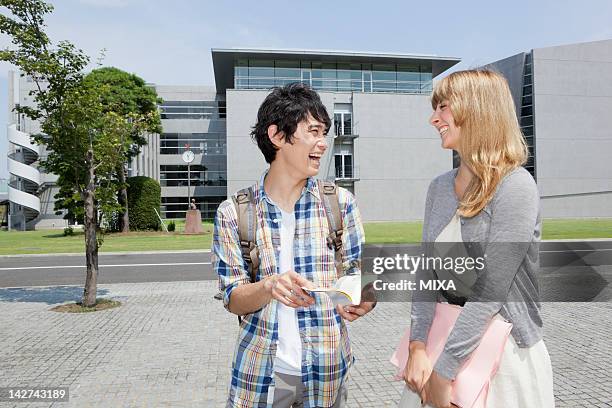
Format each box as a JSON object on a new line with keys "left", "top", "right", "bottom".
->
{"left": 486, "top": 39, "right": 612, "bottom": 218}
{"left": 214, "top": 48, "right": 459, "bottom": 222}
{"left": 6, "top": 40, "right": 610, "bottom": 230}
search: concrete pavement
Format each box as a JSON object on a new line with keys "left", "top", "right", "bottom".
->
{"left": 0, "top": 281, "right": 610, "bottom": 407}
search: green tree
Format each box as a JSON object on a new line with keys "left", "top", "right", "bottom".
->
{"left": 0, "top": 0, "right": 154, "bottom": 306}
{"left": 83, "top": 67, "right": 162, "bottom": 233}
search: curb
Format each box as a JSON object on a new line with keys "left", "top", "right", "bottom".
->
{"left": 0, "top": 249, "right": 211, "bottom": 258}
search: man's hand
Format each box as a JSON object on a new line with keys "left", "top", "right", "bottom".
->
{"left": 264, "top": 270, "right": 316, "bottom": 308}
{"left": 335, "top": 301, "right": 375, "bottom": 322}
{"left": 422, "top": 370, "right": 455, "bottom": 408}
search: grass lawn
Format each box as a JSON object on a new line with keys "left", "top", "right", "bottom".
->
{"left": 541, "top": 218, "right": 612, "bottom": 240}
{"left": 365, "top": 218, "right": 612, "bottom": 244}
{"left": 0, "top": 221, "right": 214, "bottom": 255}
{"left": 0, "top": 219, "right": 611, "bottom": 255}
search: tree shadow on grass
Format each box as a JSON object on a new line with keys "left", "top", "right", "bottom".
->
{"left": 0, "top": 286, "right": 110, "bottom": 304}
{"left": 42, "top": 232, "right": 84, "bottom": 239}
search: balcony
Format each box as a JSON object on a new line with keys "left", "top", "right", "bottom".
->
{"left": 334, "top": 165, "right": 360, "bottom": 182}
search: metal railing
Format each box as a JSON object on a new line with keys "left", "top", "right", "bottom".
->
{"left": 235, "top": 76, "right": 433, "bottom": 94}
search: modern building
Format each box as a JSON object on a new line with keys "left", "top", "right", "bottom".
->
{"left": 5, "top": 40, "right": 611, "bottom": 230}
{"left": 485, "top": 39, "right": 612, "bottom": 218}
{"left": 6, "top": 48, "right": 460, "bottom": 229}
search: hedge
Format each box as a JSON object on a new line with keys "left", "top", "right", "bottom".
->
{"left": 127, "top": 176, "right": 161, "bottom": 230}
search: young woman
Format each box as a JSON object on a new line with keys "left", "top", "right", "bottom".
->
{"left": 401, "top": 70, "right": 554, "bottom": 408}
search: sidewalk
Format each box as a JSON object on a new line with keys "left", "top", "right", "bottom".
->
{"left": 0, "top": 281, "right": 610, "bottom": 407}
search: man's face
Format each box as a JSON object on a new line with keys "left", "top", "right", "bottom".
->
{"left": 271, "top": 114, "right": 328, "bottom": 178}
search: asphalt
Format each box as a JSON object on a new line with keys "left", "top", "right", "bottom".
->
{"left": 0, "top": 242, "right": 611, "bottom": 299}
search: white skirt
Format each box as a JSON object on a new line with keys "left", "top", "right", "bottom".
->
{"left": 398, "top": 336, "right": 555, "bottom": 408}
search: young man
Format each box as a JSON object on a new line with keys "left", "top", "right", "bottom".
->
{"left": 213, "top": 83, "right": 375, "bottom": 407}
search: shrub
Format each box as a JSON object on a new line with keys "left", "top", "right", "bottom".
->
{"left": 63, "top": 226, "right": 74, "bottom": 236}
{"left": 127, "top": 176, "right": 161, "bottom": 231}
{"left": 167, "top": 221, "right": 176, "bottom": 232}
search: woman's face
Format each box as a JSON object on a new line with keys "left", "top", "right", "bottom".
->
{"left": 430, "top": 100, "right": 460, "bottom": 151}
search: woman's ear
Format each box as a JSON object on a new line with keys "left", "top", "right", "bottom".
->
{"left": 267, "top": 124, "right": 285, "bottom": 148}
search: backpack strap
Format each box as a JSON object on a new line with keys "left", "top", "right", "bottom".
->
{"left": 317, "top": 179, "right": 344, "bottom": 278}
{"left": 232, "top": 187, "right": 260, "bottom": 284}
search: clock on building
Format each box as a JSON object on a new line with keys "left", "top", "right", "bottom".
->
{"left": 182, "top": 150, "right": 195, "bottom": 164}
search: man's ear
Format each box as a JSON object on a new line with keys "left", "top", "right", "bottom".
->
{"left": 267, "top": 124, "right": 285, "bottom": 149}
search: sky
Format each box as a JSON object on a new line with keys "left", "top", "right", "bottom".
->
{"left": 2, "top": 0, "right": 612, "bottom": 178}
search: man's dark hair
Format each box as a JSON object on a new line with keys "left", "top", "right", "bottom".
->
{"left": 251, "top": 82, "right": 331, "bottom": 163}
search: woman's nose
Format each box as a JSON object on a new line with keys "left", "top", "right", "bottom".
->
{"left": 429, "top": 112, "right": 440, "bottom": 126}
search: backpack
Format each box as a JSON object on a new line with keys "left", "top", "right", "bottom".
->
{"left": 213, "top": 180, "right": 345, "bottom": 317}
{"left": 232, "top": 179, "right": 344, "bottom": 284}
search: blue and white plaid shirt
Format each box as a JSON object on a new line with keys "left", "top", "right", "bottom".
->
{"left": 213, "top": 173, "right": 364, "bottom": 407}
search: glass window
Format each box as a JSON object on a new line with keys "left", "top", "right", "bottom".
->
{"left": 344, "top": 155, "right": 353, "bottom": 178}
{"left": 521, "top": 115, "right": 533, "bottom": 127}
{"left": 363, "top": 71, "right": 372, "bottom": 92}
{"left": 520, "top": 105, "right": 532, "bottom": 117}
{"left": 397, "top": 64, "right": 420, "bottom": 92}
{"left": 337, "top": 69, "right": 352, "bottom": 92}
{"left": 343, "top": 114, "right": 352, "bottom": 135}
{"left": 335, "top": 155, "right": 342, "bottom": 178}
{"left": 235, "top": 66, "right": 248, "bottom": 78}
{"left": 274, "top": 60, "right": 300, "bottom": 82}
{"left": 301, "top": 70, "right": 311, "bottom": 86}
{"left": 334, "top": 154, "right": 353, "bottom": 179}
{"left": 334, "top": 112, "right": 352, "bottom": 136}
{"left": 372, "top": 64, "right": 396, "bottom": 92}
{"left": 249, "top": 59, "right": 274, "bottom": 79}
{"left": 522, "top": 94, "right": 532, "bottom": 105}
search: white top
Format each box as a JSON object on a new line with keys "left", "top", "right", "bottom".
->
{"left": 435, "top": 210, "right": 462, "bottom": 243}
{"left": 273, "top": 208, "right": 302, "bottom": 376}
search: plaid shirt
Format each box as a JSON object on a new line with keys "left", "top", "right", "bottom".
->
{"left": 213, "top": 173, "right": 364, "bottom": 408}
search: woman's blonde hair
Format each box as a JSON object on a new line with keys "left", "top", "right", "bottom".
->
{"left": 431, "top": 69, "right": 528, "bottom": 217}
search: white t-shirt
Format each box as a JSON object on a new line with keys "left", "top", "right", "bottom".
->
{"left": 273, "top": 208, "right": 302, "bottom": 376}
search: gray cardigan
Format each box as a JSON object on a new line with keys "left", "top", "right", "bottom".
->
{"left": 410, "top": 166, "right": 544, "bottom": 380}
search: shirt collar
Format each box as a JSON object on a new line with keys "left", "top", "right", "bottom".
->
{"left": 257, "top": 170, "right": 321, "bottom": 205}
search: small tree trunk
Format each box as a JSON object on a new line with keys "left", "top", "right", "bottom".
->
{"left": 117, "top": 163, "right": 129, "bottom": 233}
{"left": 82, "top": 153, "right": 99, "bottom": 307}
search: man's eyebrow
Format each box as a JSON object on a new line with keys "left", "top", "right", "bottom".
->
{"left": 308, "top": 124, "right": 325, "bottom": 130}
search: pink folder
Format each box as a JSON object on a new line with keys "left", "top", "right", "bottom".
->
{"left": 390, "top": 303, "right": 513, "bottom": 408}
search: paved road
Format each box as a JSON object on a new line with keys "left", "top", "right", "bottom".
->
{"left": 1, "top": 242, "right": 612, "bottom": 299}
{"left": 0, "top": 252, "right": 215, "bottom": 287}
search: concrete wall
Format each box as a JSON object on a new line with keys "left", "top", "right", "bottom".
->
{"left": 226, "top": 89, "right": 451, "bottom": 221}
{"left": 226, "top": 89, "right": 286, "bottom": 194}
{"left": 532, "top": 39, "right": 612, "bottom": 217}
{"left": 352, "top": 93, "right": 451, "bottom": 221}
{"left": 485, "top": 52, "right": 526, "bottom": 113}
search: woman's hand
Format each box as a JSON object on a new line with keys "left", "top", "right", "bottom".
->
{"left": 335, "top": 301, "right": 375, "bottom": 322}
{"left": 404, "top": 341, "right": 433, "bottom": 401}
{"left": 422, "top": 370, "right": 455, "bottom": 408}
